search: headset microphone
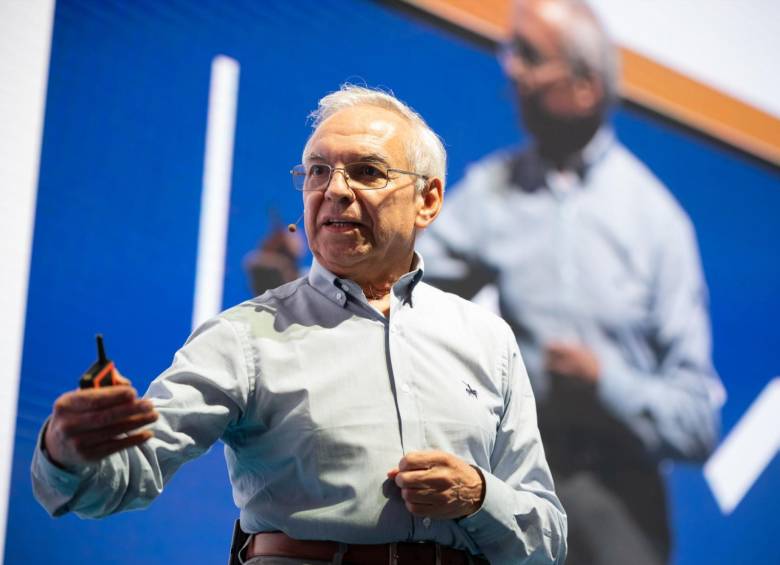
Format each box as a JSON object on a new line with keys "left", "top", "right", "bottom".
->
{"left": 288, "top": 212, "right": 304, "bottom": 233}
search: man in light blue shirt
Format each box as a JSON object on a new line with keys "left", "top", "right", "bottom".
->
{"left": 33, "top": 85, "right": 566, "bottom": 564}
{"left": 417, "top": 1, "right": 723, "bottom": 564}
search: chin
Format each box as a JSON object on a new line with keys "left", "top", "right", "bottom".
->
{"left": 317, "top": 247, "right": 369, "bottom": 269}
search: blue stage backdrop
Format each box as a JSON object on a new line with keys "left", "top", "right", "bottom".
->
{"left": 6, "top": 1, "right": 779, "bottom": 563}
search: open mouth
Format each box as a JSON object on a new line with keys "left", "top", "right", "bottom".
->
{"left": 324, "top": 219, "right": 362, "bottom": 228}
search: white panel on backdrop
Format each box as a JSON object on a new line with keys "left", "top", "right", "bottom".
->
{"left": 705, "top": 378, "right": 780, "bottom": 514}
{"left": 0, "top": 1, "right": 56, "bottom": 562}
{"left": 192, "top": 56, "right": 241, "bottom": 330}
{"left": 588, "top": 0, "right": 780, "bottom": 119}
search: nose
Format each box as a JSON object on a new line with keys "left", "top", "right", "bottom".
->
{"left": 323, "top": 168, "right": 355, "bottom": 203}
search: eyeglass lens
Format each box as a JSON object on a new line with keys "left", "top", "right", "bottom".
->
{"left": 509, "top": 35, "right": 544, "bottom": 67}
{"left": 293, "top": 162, "right": 390, "bottom": 191}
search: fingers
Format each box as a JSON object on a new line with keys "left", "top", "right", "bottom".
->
{"left": 544, "top": 343, "right": 577, "bottom": 371}
{"left": 394, "top": 468, "right": 433, "bottom": 489}
{"left": 399, "top": 486, "right": 482, "bottom": 519}
{"left": 114, "top": 372, "right": 132, "bottom": 386}
{"left": 544, "top": 342, "right": 565, "bottom": 355}
{"left": 80, "top": 430, "right": 155, "bottom": 462}
{"left": 390, "top": 452, "right": 485, "bottom": 519}
{"left": 398, "top": 450, "right": 450, "bottom": 472}
{"left": 58, "top": 398, "right": 156, "bottom": 435}
{"left": 54, "top": 386, "right": 138, "bottom": 414}
{"left": 45, "top": 383, "right": 159, "bottom": 468}
{"left": 544, "top": 342, "right": 600, "bottom": 383}
{"left": 70, "top": 410, "right": 159, "bottom": 450}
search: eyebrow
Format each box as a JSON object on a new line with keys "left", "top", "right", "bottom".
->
{"left": 304, "top": 152, "right": 392, "bottom": 165}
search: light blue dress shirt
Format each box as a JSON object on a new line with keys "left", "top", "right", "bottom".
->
{"left": 32, "top": 256, "right": 567, "bottom": 565}
{"left": 417, "top": 129, "right": 724, "bottom": 463}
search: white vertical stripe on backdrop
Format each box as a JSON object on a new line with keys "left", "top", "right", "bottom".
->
{"left": 0, "top": 1, "right": 56, "bottom": 562}
{"left": 192, "top": 56, "right": 240, "bottom": 331}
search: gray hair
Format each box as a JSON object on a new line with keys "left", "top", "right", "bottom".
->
{"left": 303, "top": 84, "right": 447, "bottom": 192}
{"left": 558, "top": 0, "right": 620, "bottom": 106}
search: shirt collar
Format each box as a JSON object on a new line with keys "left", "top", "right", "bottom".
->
{"left": 511, "top": 127, "right": 615, "bottom": 193}
{"left": 579, "top": 126, "right": 614, "bottom": 171}
{"left": 541, "top": 126, "right": 614, "bottom": 177}
{"left": 545, "top": 129, "right": 614, "bottom": 196}
{"left": 308, "top": 253, "right": 425, "bottom": 308}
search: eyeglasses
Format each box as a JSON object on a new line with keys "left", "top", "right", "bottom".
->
{"left": 290, "top": 162, "right": 429, "bottom": 192}
{"left": 499, "top": 36, "right": 579, "bottom": 83}
{"left": 500, "top": 35, "right": 547, "bottom": 68}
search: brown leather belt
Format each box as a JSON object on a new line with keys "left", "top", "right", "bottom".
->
{"left": 245, "top": 532, "right": 487, "bottom": 565}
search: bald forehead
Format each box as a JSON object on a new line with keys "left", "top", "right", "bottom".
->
{"left": 516, "top": 0, "right": 566, "bottom": 22}
{"left": 304, "top": 105, "right": 412, "bottom": 167}
{"left": 512, "top": 0, "right": 592, "bottom": 31}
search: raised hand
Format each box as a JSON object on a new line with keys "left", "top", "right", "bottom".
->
{"left": 44, "top": 383, "right": 158, "bottom": 469}
{"left": 544, "top": 341, "right": 601, "bottom": 385}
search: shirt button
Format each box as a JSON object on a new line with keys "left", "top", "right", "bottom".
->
{"left": 422, "top": 517, "right": 431, "bottom": 528}
{"left": 401, "top": 383, "right": 411, "bottom": 394}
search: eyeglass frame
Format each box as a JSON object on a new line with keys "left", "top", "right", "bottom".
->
{"left": 499, "top": 35, "right": 589, "bottom": 80}
{"left": 290, "top": 161, "right": 430, "bottom": 192}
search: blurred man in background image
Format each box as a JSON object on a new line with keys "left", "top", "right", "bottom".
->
{"left": 415, "top": 1, "right": 725, "bottom": 564}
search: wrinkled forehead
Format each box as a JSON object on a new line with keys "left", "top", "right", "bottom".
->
{"left": 303, "top": 106, "right": 411, "bottom": 167}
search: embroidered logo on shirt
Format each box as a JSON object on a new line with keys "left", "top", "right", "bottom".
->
{"left": 463, "top": 382, "right": 478, "bottom": 399}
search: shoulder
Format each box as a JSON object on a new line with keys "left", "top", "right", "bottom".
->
{"left": 450, "top": 148, "right": 521, "bottom": 196}
{"left": 598, "top": 142, "right": 694, "bottom": 231}
{"left": 228, "top": 277, "right": 308, "bottom": 313}
{"left": 213, "top": 277, "right": 311, "bottom": 334}
{"left": 415, "top": 281, "right": 514, "bottom": 342}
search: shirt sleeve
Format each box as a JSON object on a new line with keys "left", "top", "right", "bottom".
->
{"left": 458, "top": 327, "right": 567, "bottom": 564}
{"left": 596, "top": 214, "right": 724, "bottom": 461}
{"left": 31, "top": 316, "right": 252, "bottom": 518}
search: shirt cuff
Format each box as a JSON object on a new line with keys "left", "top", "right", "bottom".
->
{"left": 596, "top": 355, "right": 641, "bottom": 420}
{"left": 31, "top": 421, "right": 97, "bottom": 516}
{"left": 456, "top": 470, "right": 519, "bottom": 545}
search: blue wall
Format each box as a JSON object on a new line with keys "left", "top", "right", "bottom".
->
{"left": 7, "top": 1, "right": 779, "bottom": 563}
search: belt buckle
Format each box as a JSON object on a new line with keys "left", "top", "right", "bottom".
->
{"left": 388, "top": 542, "right": 398, "bottom": 565}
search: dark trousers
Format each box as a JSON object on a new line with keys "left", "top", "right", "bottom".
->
{"left": 556, "top": 471, "right": 669, "bottom": 565}
{"left": 538, "top": 381, "right": 672, "bottom": 565}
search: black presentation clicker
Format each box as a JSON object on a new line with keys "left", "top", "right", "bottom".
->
{"left": 79, "top": 334, "right": 123, "bottom": 389}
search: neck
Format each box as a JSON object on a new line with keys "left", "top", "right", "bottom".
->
{"left": 360, "top": 279, "right": 397, "bottom": 301}
{"left": 332, "top": 253, "right": 416, "bottom": 301}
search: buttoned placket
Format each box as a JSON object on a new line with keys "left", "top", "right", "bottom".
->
{"left": 386, "top": 288, "right": 426, "bottom": 454}
{"left": 332, "top": 277, "right": 426, "bottom": 455}
{"left": 331, "top": 271, "right": 434, "bottom": 539}
{"left": 547, "top": 169, "right": 581, "bottom": 340}
{"left": 388, "top": 283, "right": 439, "bottom": 539}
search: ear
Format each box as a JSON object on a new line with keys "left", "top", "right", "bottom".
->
{"left": 415, "top": 177, "right": 444, "bottom": 229}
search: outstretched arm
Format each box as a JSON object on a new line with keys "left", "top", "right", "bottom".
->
{"left": 32, "top": 317, "right": 251, "bottom": 518}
